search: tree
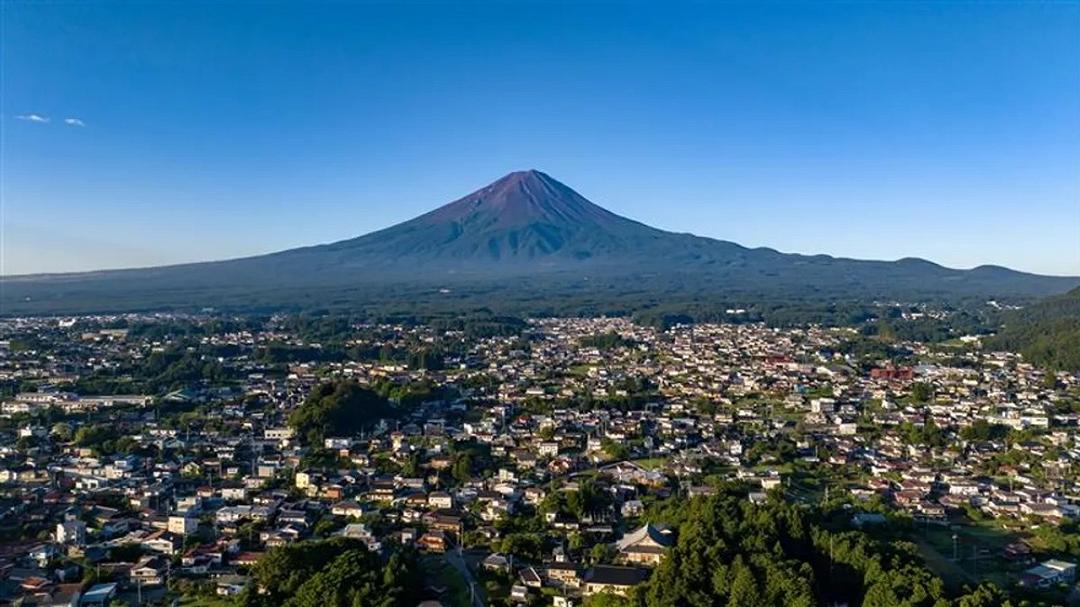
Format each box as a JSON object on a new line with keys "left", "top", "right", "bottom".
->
{"left": 500, "top": 533, "right": 544, "bottom": 562}
{"left": 638, "top": 491, "right": 1004, "bottom": 607}
{"left": 240, "top": 538, "right": 420, "bottom": 607}
{"left": 288, "top": 381, "right": 395, "bottom": 444}
{"left": 910, "top": 382, "right": 934, "bottom": 403}
{"left": 955, "top": 583, "right": 1014, "bottom": 607}
{"left": 960, "top": 419, "right": 1009, "bottom": 443}
{"left": 601, "top": 438, "right": 630, "bottom": 460}
{"left": 402, "top": 452, "right": 421, "bottom": 477}
{"left": 583, "top": 593, "right": 631, "bottom": 607}
{"left": 286, "top": 549, "right": 415, "bottom": 607}
{"left": 727, "top": 555, "right": 764, "bottom": 607}
{"left": 588, "top": 542, "right": 616, "bottom": 565}
{"left": 452, "top": 453, "right": 474, "bottom": 483}
{"left": 51, "top": 422, "right": 72, "bottom": 441}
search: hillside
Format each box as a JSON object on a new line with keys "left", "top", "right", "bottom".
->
{"left": 989, "top": 287, "right": 1080, "bottom": 371}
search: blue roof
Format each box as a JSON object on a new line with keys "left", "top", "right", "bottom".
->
{"left": 82, "top": 582, "right": 118, "bottom": 600}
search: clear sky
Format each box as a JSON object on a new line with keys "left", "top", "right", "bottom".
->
{"left": 2, "top": 1, "right": 1078, "bottom": 276}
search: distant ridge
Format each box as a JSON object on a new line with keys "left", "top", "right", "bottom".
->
{"left": 2, "top": 170, "right": 1077, "bottom": 314}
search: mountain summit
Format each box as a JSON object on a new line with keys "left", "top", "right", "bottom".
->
{"left": 2, "top": 170, "right": 1077, "bottom": 314}
{"left": 319, "top": 169, "right": 673, "bottom": 263}
{"left": 422, "top": 169, "right": 617, "bottom": 229}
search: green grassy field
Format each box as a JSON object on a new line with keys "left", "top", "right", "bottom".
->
{"left": 632, "top": 457, "right": 667, "bottom": 470}
{"left": 914, "top": 521, "right": 1020, "bottom": 590}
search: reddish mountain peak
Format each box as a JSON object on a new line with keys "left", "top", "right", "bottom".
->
{"left": 419, "top": 169, "right": 617, "bottom": 229}
{"left": 475, "top": 169, "right": 563, "bottom": 206}
{"left": 499, "top": 168, "right": 548, "bottom": 183}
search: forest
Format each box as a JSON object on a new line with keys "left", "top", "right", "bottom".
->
{"left": 237, "top": 537, "right": 421, "bottom": 607}
{"left": 988, "top": 287, "right": 1080, "bottom": 372}
{"left": 613, "top": 491, "right": 1017, "bottom": 607}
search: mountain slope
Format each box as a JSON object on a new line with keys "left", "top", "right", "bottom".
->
{"left": 271, "top": 169, "right": 750, "bottom": 268}
{"left": 988, "top": 287, "right": 1080, "bottom": 371}
{"left": 1, "top": 170, "right": 1077, "bottom": 314}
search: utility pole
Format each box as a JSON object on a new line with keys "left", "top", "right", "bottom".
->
{"left": 952, "top": 533, "right": 959, "bottom": 561}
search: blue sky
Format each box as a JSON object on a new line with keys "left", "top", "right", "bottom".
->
{"left": 3, "top": 1, "right": 1078, "bottom": 276}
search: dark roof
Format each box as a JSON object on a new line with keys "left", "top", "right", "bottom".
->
{"left": 584, "top": 565, "right": 649, "bottom": 586}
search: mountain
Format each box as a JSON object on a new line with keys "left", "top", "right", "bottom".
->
{"left": 2, "top": 170, "right": 1077, "bottom": 315}
{"left": 257, "top": 169, "right": 750, "bottom": 271}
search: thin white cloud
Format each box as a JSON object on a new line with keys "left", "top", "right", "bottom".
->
{"left": 16, "top": 113, "right": 50, "bottom": 123}
{"left": 64, "top": 118, "right": 85, "bottom": 126}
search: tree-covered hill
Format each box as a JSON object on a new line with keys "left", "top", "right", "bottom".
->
{"left": 615, "top": 491, "right": 1015, "bottom": 607}
{"left": 238, "top": 537, "right": 420, "bottom": 607}
{"left": 989, "top": 287, "right": 1080, "bottom": 371}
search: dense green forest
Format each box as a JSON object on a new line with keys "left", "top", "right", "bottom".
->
{"left": 614, "top": 492, "right": 1015, "bottom": 607}
{"left": 237, "top": 537, "right": 421, "bottom": 607}
{"left": 579, "top": 331, "right": 637, "bottom": 350}
{"left": 989, "top": 287, "right": 1080, "bottom": 371}
{"left": 288, "top": 381, "right": 400, "bottom": 443}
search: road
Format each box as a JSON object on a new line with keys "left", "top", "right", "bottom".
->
{"left": 446, "top": 547, "right": 486, "bottom": 607}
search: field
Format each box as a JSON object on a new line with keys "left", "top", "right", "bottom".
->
{"left": 913, "top": 519, "right": 1022, "bottom": 591}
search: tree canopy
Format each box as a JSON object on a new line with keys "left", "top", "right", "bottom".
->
{"left": 239, "top": 537, "right": 420, "bottom": 607}
{"left": 288, "top": 381, "right": 396, "bottom": 444}
{"left": 626, "top": 492, "right": 1013, "bottom": 607}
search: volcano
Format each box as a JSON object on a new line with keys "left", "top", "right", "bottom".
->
{"left": 280, "top": 169, "right": 745, "bottom": 267}
{"left": 2, "top": 170, "right": 1076, "bottom": 314}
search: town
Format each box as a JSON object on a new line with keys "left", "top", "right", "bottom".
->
{"left": 0, "top": 312, "right": 1077, "bottom": 607}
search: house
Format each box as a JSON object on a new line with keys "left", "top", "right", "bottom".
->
{"left": 428, "top": 491, "right": 453, "bottom": 510}
{"left": 56, "top": 520, "right": 87, "bottom": 546}
{"left": 614, "top": 523, "right": 674, "bottom": 566}
{"left": 520, "top": 566, "right": 542, "bottom": 588}
{"left": 1021, "top": 559, "right": 1077, "bottom": 588}
{"left": 331, "top": 500, "right": 365, "bottom": 518}
{"left": 168, "top": 515, "right": 198, "bottom": 535}
{"left": 34, "top": 583, "right": 81, "bottom": 607}
{"left": 79, "top": 583, "right": 118, "bottom": 606}
{"left": 425, "top": 510, "right": 464, "bottom": 537}
{"left": 482, "top": 552, "right": 511, "bottom": 573}
{"left": 216, "top": 575, "right": 248, "bottom": 596}
{"left": 539, "top": 441, "right": 560, "bottom": 457}
{"left": 341, "top": 523, "right": 382, "bottom": 552}
{"left": 583, "top": 565, "right": 649, "bottom": 597}
{"left": 232, "top": 552, "right": 264, "bottom": 567}
{"left": 510, "top": 584, "right": 529, "bottom": 601}
{"left": 544, "top": 562, "right": 580, "bottom": 587}
{"left": 131, "top": 555, "right": 167, "bottom": 585}
{"left": 621, "top": 500, "right": 644, "bottom": 518}
{"left": 369, "top": 480, "right": 396, "bottom": 502}
{"left": 294, "top": 470, "right": 322, "bottom": 491}
{"left": 418, "top": 530, "right": 448, "bottom": 553}
{"left": 142, "top": 530, "right": 182, "bottom": 555}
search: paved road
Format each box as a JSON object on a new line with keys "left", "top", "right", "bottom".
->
{"left": 446, "top": 547, "right": 486, "bottom": 607}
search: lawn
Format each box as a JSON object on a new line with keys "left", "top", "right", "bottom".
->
{"left": 915, "top": 521, "right": 1020, "bottom": 590}
{"left": 632, "top": 457, "right": 667, "bottom": 471}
